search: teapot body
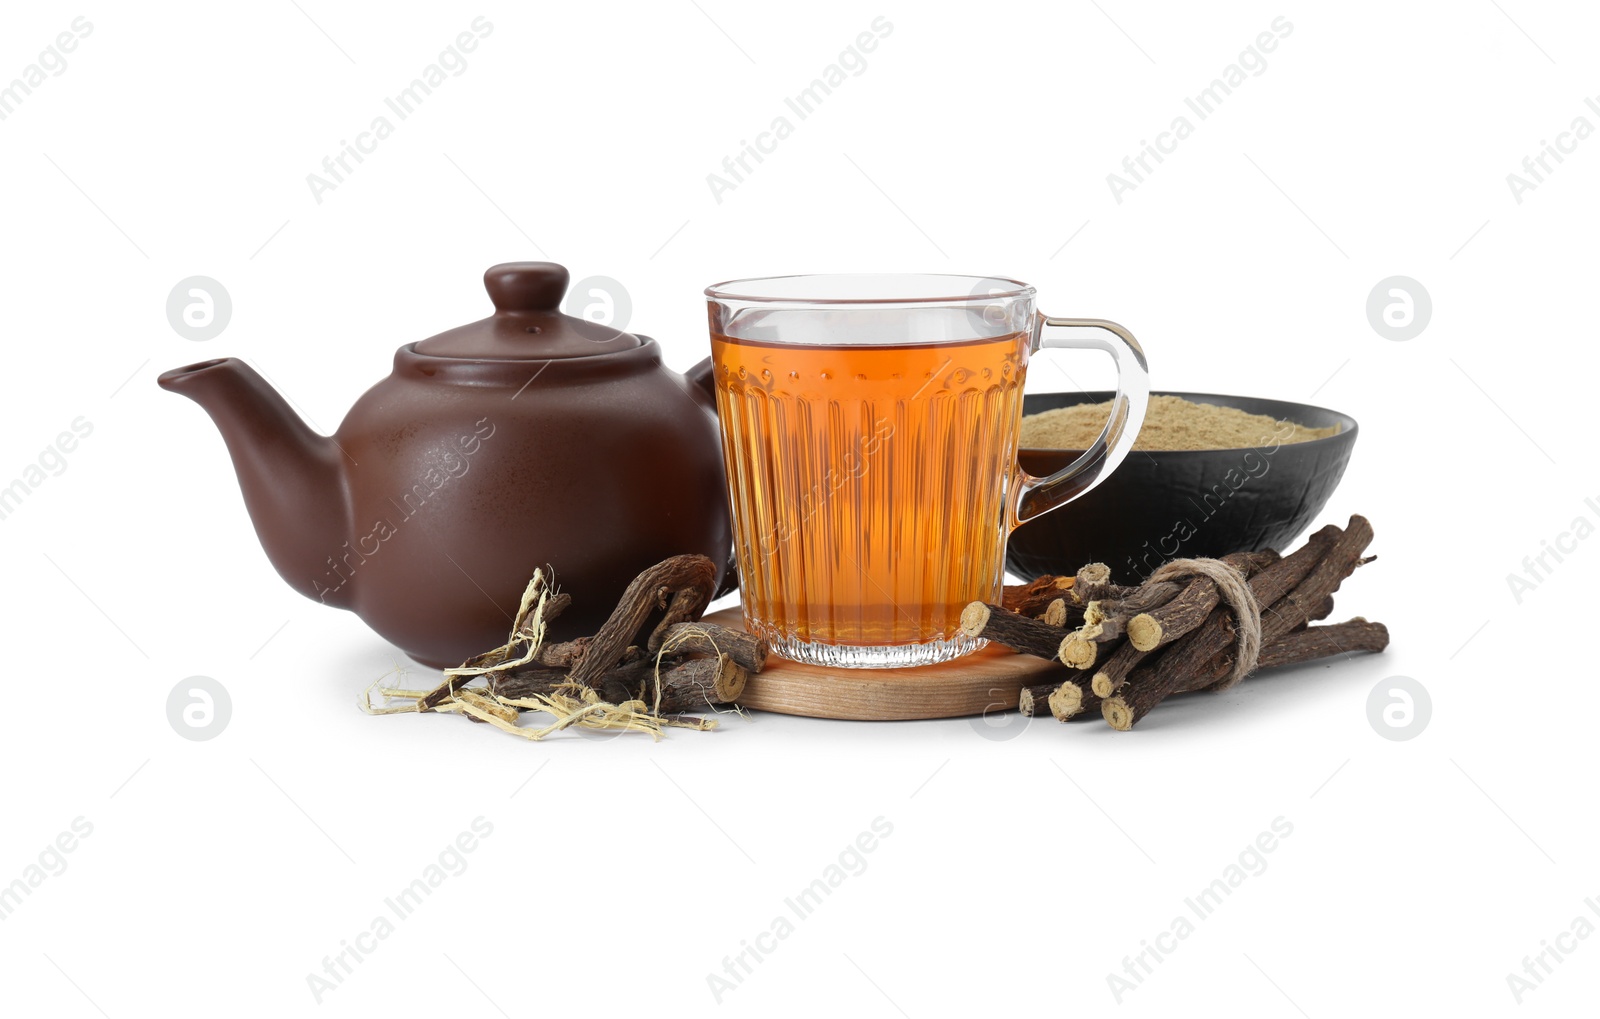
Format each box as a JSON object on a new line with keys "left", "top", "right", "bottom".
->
{"left": 160, "top": 262, "right": 732, "bottom": 669}
{"left": 328, "top": 339, "right": 730, "bottom": 667}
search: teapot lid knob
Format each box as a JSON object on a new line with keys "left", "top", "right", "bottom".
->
{"left": 413, "top": 260, "right": 641, "bottom": 360}
{"left": 484, "top": 262, "right": 568, "bottom": 312}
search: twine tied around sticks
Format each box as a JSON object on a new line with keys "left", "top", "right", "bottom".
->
{"left": 1143, "top": 557, "right": 1261, "bottom": 690}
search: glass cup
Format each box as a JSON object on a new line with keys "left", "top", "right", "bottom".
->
{"left": 705, "top": 274, "right": 1148, "bottom": 668}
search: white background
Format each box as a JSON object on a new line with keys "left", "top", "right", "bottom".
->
{"left": 2, "top": 1, "right": 1596, "bottom": 1015}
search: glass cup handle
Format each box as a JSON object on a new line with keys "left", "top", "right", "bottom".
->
{"left": 1013, "top": 315, "right": 1150, "bottom": 526}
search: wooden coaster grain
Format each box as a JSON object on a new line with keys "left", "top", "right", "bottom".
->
{"left": 706, "top": 608, "right": 1064, "bottom": 720}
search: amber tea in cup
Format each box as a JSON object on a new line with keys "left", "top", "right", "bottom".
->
{"left": 706, "top": 275, "right": 1148, "bottom": 668}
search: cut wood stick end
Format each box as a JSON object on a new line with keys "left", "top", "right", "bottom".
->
{"left": 1079, "top": 563, "right": 1111, "bottom": 585}
{"left": 1042, "top": 599, "right": 1068, "bottom": 627}
{"left": 713, "top": 656, "right": 747, "bottom": 702}
{"left": 1060, "top": 636, "right": 1097, "bottom": 670}
{"left": 1126, "top": 614, "right": 1162, "bottom": 652}
{"left": 958, "top": 601, "right": 991, "bottom": 637}
{"left": 1090, "top": 671, "right": 1114, "bottom": 699}
{"left": 1047, "top": 683, "right": 1084, "bottom": 721}
{"left": 1102, "top": 698, "right": 1134, "bottom": 731}
{"left": 1072, "top": 562, "right": 1112, "bottom": 603}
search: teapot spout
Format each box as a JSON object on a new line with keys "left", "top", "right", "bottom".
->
{"left": 159, "top": 358, "right": 354, "bottom": 608}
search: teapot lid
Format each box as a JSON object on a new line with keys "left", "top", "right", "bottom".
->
{"left": 414, "top": 262, "right": 642, "bottom": 360}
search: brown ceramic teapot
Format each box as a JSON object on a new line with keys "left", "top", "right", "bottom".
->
{"left": 159, "top": 262, "right": 732, "bottom": 668}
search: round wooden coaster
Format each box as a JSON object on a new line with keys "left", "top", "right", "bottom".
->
{"left": 707, "top": 608, "right": 1064, "bottom": 720}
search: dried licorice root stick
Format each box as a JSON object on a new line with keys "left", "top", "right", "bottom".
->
{"left": 1084, "top": 549, "right": 1278, "bottom": 650}
{"left": 596, "top": 650, "right": 748, "bottom": 714}
{"left": 960, "top": 602, "right": 1069, "bottom": 660}
{"left": 655, "top": 621, "right": 769, "bottom": 673}
{"left": 648, "top": 584, "right": 715, "bottom": 652}
{"left": 1058, "top": 628, "right": 1115, "bottom": 670}
{"left": 487, "top": 665, "right": 578, "bottom": 701}
{"left": 1041, "top": 599, "right": 1071, "bottom": 627}
{"left": 1018, "top": 682, "right": 1060, "bottom": 717}
{"left": 1077, "top": 611, "right": 1130, "bottom": 644}
{"left": 1003, "top": 574, "right": 1077, "bottom": 617}
{"left": 1150, "top": 525, "right": 1341, "bottom": 676}
{"left": 1124, "top": 550, "right": 1276, "bottom": 652}
{"left": 533, "top": 636, "right": 591, "bottom": 668}
{"left": 653, "top": 654, "right": 748, "bottom": 713}
{"left": 568, "top": 554, "right": 716, "bottom": 691}
{"left": 1082, "top": 595, "right": 1180, "bottom": 643}
{"left": 1253, "top": 619, "right": 1389, "bottom": 670}
{"left": 1047, "top": 678, "right": 1101, "bottom": 721}
{"left": 1091, "top": 639, "right": 1148, "bottom": 699}
{"left": 1256, "top": 519, "right": 1376, "bottom": 649}
{"left": 1081, "top": 579, "right": 1185, "bottom": 641}
{"left": 1099, "top": 655, "right": 1225, "bottom": 730}
{"left": 1172, "top": 519, "right": 1374, "bottom": 687}
{"left": 1101, "top": 525, "right": 1341, "bottom": 729}
{"left": 528, "top": 641, "right": 648, "bottom": 678}
{"left": 1138, "top": 617, "right": 1391, "bottom": 699}
{"left": 1069, "top": 562, "right": 1116, "bottom": 605}
{"left": 377, "top": 556, "right": 740, "bottom": 743}
{"left": 1106, "top": 518, "right": 1374, "bottom": 730}
{"left": 1299, "top": 595, "right": 1336, "bottom": 629}
{"left": 495, "top": 646, "right": 652, "bottom": 702}
{"left": 1061, "top": 566, "right": 1192, "bottom": 660}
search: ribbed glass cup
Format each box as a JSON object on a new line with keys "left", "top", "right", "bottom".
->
{"left": 706, "top": 275, "right": 1024, "bottom": 667}
{"left": 705, "top": 274, "right": 1148, "bottom": 669}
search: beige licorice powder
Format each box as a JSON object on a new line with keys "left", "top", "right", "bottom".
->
{"left": 1019, "top": 395, "right": 1341, "bottom": 452}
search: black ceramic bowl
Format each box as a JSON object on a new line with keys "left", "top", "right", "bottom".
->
{"left": 1006, "top": 391, "right": 1358, "bottom": 581}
